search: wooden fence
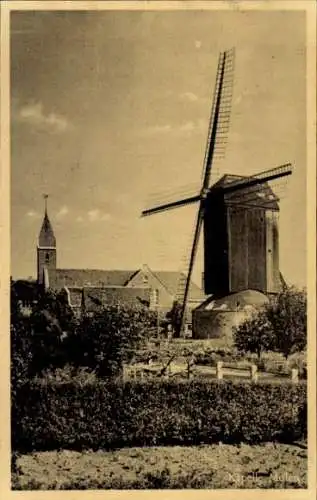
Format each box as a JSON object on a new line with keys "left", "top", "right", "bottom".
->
{"left": 123, "top": 361, "right": 301, "bottom": 383}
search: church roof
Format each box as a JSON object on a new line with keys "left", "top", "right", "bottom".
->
{"left": 38, "top": 212, "right": 56, "bottom": 247}
{"left": 50, "top": 269, "right": 138, "bottom": 289}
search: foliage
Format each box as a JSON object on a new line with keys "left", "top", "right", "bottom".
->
{"left": 27, "top": 289, "right": 77, "bottom": 374}
{"left": 10, "top": 282, "right": 34, "bottom": 391}
{"left": 11, "top": 321, "right": 33, "bottom": 394}
{"left": 11, "top": 279, "right": 155, "bottom": 379}
{"left": 233, "top": 310, "right": 275, "bottom": 360}
{"left": 33, "top": 365, "right": 98, "bottom": 386}
{"left": 68, "top": 306, "right": 157, "bottom": 378}
{"left": 12, "top": 379, "right": 306, "bottom": 452}
{"left": 165, "top": 300, "right": 183, "bottom": 338}
{"left": 266, "top": 287, "right": 307, "bottom": 359}
{"left": 233, "top": 287, "right": 307, "bottom": 359}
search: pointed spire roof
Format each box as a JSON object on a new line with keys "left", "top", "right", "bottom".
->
{"left": 38, "top": 195, "right": 56, "bottom": 247}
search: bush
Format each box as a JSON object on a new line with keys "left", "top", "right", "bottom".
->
{"left": 69, "top": 306, "right": 157, "bottom": 377}
{"left": 12, "top": 380, "right": 306, "bottom": 452}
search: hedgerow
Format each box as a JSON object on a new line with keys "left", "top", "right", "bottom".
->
{"left": 12, "top": 380, "right": 306, "bottom": 452}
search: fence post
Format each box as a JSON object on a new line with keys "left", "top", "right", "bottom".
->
{"left": 250, "top": 364, "right": 258, "bottom": 383}
{"left": 167, "top": 327, "right": 173, "bottom": 345}
{"left": 216, "top": 361, "right": 223, "bottom": 380}
{"left": 291, "top": 368, "right": 299, "bottom": 384}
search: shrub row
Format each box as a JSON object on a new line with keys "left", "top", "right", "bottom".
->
{"left": 12, "top": 380, "right": 306, "bottom": 452}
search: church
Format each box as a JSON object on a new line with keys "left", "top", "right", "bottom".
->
{"left": 34, "top": 203, "right": 205, "bottom": 327}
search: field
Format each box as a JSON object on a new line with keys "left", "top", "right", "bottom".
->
{"left": 12, "top": 442, "right": 307, "bottom": 489}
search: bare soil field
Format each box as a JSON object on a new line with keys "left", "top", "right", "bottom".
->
{"left": 13, "top": 442, "right": 307, "bottom": 489}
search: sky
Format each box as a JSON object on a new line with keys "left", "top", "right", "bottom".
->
{"left": 10, "top": 9, "right": 306, "bottom": 288}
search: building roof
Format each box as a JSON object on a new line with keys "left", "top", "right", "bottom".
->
{"left": 49, "top": 267, "right": 205, "bottom": 302}
{"left": 38, "top": 212, "right": 56, "bottom": 247}
{"left": 50, "top": 269, "right": 138, "bottom": 289}
{"left": 195, "top": 289, "right": 269, "bottom": 312}
{"left": 150, "top": 270, "right": 205, "bottom": 302}
{"left": 82, "top": 286, "right": 152, "bottom": 312}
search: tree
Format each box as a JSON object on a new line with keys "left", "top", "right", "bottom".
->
{"left": 166, "top": 300, "right": 183, "bottom": 338}
{"left": 233, "top": 286, "right": 307, "bottom": 360}
{"left": 10, "top": 281, "right": 33, "bottom": 391}
{"left": 233, "top": 309, "right": 275, "bottom": 360}
{"left": 29, "top": 288, "right": 77, "bottom": 374}
{"left": 71, "top": 305, "right": 156, "bottom": 378}
{"left": 266, "top": 286, "right": 307, "bottom": 359}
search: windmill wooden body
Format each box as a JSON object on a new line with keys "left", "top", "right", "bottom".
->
{"left": 141, "top": 49, "right": 293, "bottom": 336}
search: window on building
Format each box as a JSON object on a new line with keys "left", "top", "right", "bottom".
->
{"left": 45, "top": 253, "right": 50, "bottom": 263}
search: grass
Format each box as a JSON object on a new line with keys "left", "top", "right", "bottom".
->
{"left": 12, "top": 443, "right": 307, "bottom": 489}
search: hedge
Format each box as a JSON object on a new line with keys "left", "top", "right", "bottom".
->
{"left": 11, "top": 380, "right": 306, "bottom": 452}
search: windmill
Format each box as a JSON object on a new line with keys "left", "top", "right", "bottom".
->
{"left": 141, "top": 49, "right": 293, "bottom": 337}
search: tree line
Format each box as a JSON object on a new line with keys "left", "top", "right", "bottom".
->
{"left": 11, "top": 281, "right": 307, "bottom": 390}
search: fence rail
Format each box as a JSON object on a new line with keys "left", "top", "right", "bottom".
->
{"left": 123, "top": 361, "right": 301, "bottom": 384}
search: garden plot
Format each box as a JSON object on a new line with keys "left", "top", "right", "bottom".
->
{"left": 13, "top": 443, "right": 307, "bottom": 489}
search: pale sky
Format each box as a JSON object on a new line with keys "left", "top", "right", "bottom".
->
{"left": 10, "top": 9, "right": 306, "bottom": 287}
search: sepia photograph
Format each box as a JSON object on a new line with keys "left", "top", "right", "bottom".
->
{"left": 2, "top": 1, "right": 315, "bottom": 494}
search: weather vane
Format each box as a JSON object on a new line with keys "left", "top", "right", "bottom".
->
{"left": 43, "top": 193, "right": 49, "bottom": 214}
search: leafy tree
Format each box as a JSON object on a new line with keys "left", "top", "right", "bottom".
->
{"left": 29, "top": 288, "right": 77, "bottom": 374}
{"left": 70, "top": 305, "right": 157, "bottom": 378}
{"left": 11, "top": 319, "right": 33, "bottom": 391}
{"left": 233, "top": 309, "right": 274, "bottom": 360}
{"left": 10, "top": 280, "right": 33, "bottom": 391}
{"left": 233, "top": 286, "right": 307, "bottom": 360}
{"left": 166, "top": 300, "right": 183, "bottom": 338}
{"left": 266, "top": 286, "right": 307, "bottom": 359}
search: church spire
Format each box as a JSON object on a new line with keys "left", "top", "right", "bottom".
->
{"left": 44, "top": 193, "right": 48, "bottom": 216}
{"left": 38, "top": 194, "right": 56, "bottom": 248}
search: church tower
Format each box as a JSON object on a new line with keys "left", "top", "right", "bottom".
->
{"left": 37, "top": 195, "right": 56, "bottom": 288}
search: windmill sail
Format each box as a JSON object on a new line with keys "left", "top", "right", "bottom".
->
{"left": 199, "top": 48, "right": 235, "bottom": 192}
{"left": 142, "top": 194, "right": 201, "bottom": 217}
{"left": 176, "top": 49, "right": 235, "bottom": 337}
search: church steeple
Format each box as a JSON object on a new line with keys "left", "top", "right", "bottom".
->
{"left": 37, "top": 195, "right": 57, "bottom": 286}
{"left": 38, "top": 194, "right": 56, "bottom": 248}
